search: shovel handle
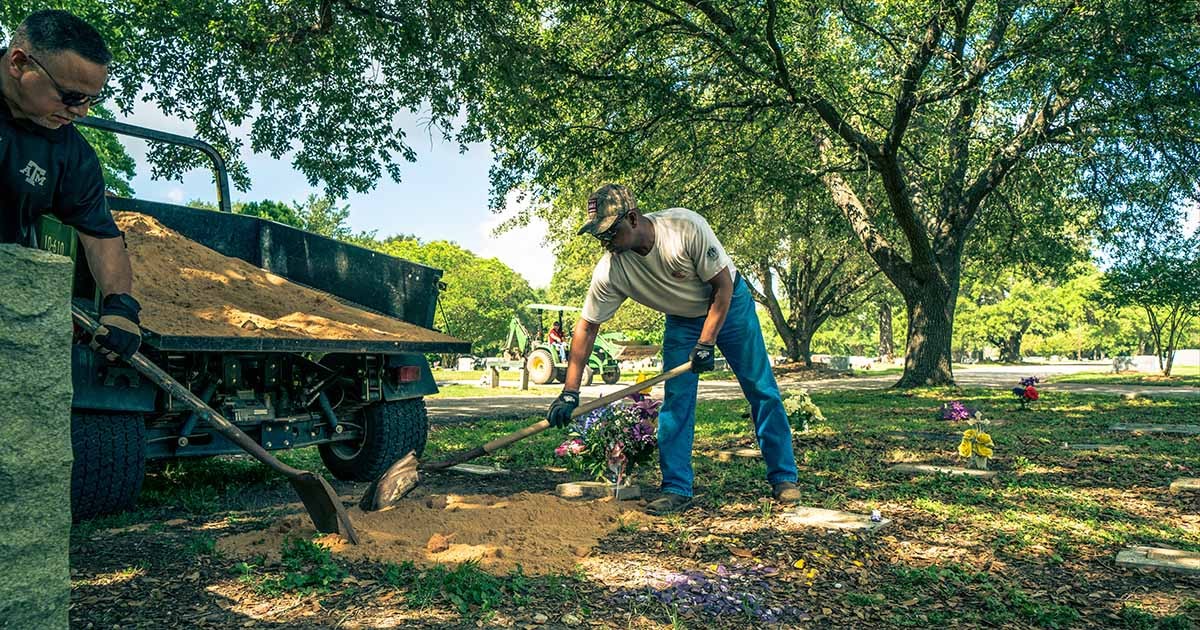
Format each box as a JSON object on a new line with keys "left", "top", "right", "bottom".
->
{"left": 477, "top": 361, "right": 694, "bottom": 455}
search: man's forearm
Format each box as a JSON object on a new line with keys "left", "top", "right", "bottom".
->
{"left": 78, "top": 234, "right": 133, "bottom": 296}
{"left": 698, "top": 273, "right": 734, "bottom": 344}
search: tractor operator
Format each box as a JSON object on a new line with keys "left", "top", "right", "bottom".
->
{"left": 546, "top": 184, "right": 800, "bottom": 515}
{"left": 1, "top": 9, "right": 141, "bottom": 361}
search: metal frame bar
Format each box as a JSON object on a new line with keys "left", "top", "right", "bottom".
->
{"left": 76, "top": 116, "right": 232, "bottom": 214}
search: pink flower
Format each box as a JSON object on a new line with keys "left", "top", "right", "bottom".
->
{"left": 556, "top": 438, "right": 585, "bottom": 457}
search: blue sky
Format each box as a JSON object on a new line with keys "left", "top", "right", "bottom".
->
{"left": 113, "top": 102, "right": 557, "bottom": 288}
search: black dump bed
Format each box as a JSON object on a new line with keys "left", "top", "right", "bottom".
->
{"left": 104, "top": 198, "right": 469, "bottom": 355}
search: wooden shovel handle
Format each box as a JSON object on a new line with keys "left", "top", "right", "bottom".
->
{"left": 478, "top": 361, "right": 693, "bottom": 455}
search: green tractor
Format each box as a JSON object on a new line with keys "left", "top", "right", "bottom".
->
{"left": 502, "top": 304, "right": 659, "bottom": 386}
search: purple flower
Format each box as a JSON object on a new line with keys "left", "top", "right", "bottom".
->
{"left": 940, "top": 401, "right": 971, "bottom": 421}
{"left": 1019, "top": 376, "right": 1040, "bottom": 387}
{"left": 630, "top": 396, "right": 663, "bottom": 421}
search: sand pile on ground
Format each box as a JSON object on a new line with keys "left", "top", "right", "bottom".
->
{"left": 218, "top": 493, "right": 641, "bottom": 576}
{"left": 115, "top": 212, "right": 460, "bottom": 344}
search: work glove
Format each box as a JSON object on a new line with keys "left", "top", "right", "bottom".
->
{"left": 90, "top": 293, "right": 142, "bottom": 361}
{"left": 548, "top": 390, "right": 580, "bottom": 428}
{"left": 689, "top": 342, "right": 716, "bottom": 373}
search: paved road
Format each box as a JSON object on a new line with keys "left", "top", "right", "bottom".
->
{"left": 425, "top": 362, "right": 1198, "bottom": 424}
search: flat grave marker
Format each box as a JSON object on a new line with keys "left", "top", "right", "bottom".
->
{"left": 783, "top": 506, "right": 891, "bottom": 533}
{"left": 1062, "top": 443, "right": 1131, "bottom": 453}
{"left": 556, "top": 481, "right": 641, "bottom": 500}
{"left": 712, "top": 447, "right": 763, "bottom": 462}
{"left": 1169, "top": 478, "right": 1200, "bottom": 494}
{"left": 1116, "top": 546, "right": 1200, "bottom": 575}
{"left": 1110, "top": 423, "right": 1200, "bottom": 436}
{"left": 890, "top": 463, "right": 997, "bottom": 479}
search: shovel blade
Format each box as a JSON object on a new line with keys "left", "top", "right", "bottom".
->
{"left": 361, "top": 451, "right": 420, "bottom": 511}
{"left": 289, "top": 472, "right": 359, "bottom": 544}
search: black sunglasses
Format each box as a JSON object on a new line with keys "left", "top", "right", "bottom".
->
{"left": 595, "top": 211, "right": 629, "bottom": 243}
{"left": 27, "top": 53, "right": 106, "bottom": 107}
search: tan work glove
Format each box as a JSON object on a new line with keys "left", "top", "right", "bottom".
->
{"left": 90, "top": 293, "right": 142, "bottom": 361}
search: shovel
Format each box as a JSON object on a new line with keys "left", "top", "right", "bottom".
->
{"left": 362, "top": 361, "right": 694, "bottom": 511}
{"left": 71, "top": 305, "right": 359, "bottom": 544}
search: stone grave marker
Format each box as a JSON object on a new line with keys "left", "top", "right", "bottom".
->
{"left": 1169, "top": 478, "right": 1199, "bottom": 494}
{"left": 890, "top": 463, "right": 997, "bottom": 479}
{"left": 783, "top": 506, "right": 891, "bottom": 532}
{"left": 1116, "top": 546, "right": 1200, "bottom": 575}
{"left": 1110, "top": 423, "right": 1200, "bottom": 435}
{"left": 556, "top": 481, "right": 641, "bottom": 500}
{"left": 1062, "top": 443, "right": 1131, "bottom": 453}
{"left": 712, "top": 447, "right": 762, "bottom": 462}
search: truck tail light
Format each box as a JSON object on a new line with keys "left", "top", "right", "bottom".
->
{"left": 392, "top": 366, "right": 421, "bottom": 383}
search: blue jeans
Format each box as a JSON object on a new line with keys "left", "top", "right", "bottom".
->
{"left": 657, "top": 276, "right": 798, "bottom": 497}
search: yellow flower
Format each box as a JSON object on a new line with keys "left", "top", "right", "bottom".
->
{"left": 959, "top": 428, "right": 995, "bottom": 458}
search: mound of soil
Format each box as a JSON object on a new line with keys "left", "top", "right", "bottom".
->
{"left": 115, "top": 212, "right": 460, "bottom": 344}
{"left": 218, "top": 493, "right": 642, "bottom": 576}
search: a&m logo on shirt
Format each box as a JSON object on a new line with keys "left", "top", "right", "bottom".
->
{"left": 21, "top": 160, "right": 47, "bottom": 187}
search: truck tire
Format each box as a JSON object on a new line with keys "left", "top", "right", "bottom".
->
{"left": 319, "top": 399, "right": 429, "bottom": 482}
{"left": 602, "top": 369, "right": 621, "bottom": 385}
{"left": 527, "top": 349, "right": 555, "bottom": 385}
{"left": 71, "top": 411, "right": 145, "bottom": 521}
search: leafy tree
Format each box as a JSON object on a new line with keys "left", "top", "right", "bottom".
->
{"left": 458, "top": 0, "right": 1199, "bottom": 387}
{"left": 76, "top": 105, "right": 136, "bottom": 197}
{"left": 1100, "top": 239, "right": 1200, "bottom": 376}
{"left": 726, "top": 194, "right": 880, "bottom": 365}
{"left": 374, "top": 237, "right": 537, "bottom": 355}
{"left": 19, "top": 1, "right": 1196, "bottom": 388}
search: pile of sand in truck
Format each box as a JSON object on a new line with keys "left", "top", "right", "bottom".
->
{"left": 115, "top": 211, "right": 460, "bottom": 344}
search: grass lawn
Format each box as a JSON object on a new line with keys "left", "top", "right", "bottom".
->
{"left": 70, "top": 388, "right": 1200, "bottom": 628}
{"left": 1049, "top": 371, "right": 1200, "bottom": 388}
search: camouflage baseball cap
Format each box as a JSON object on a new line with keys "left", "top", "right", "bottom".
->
{"left": 578, "top": 184, "right": 636, "bottom": 236}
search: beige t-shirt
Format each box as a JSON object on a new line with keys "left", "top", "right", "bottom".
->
{"left": 581, "top": 208, "right": 738, "bottom": 323}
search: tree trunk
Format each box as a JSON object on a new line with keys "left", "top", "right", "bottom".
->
{"left": 798, "top": 333, "right": 814, "bottom": 368}
{"left": 895, "top": 281, "right": 956, "bottom": 387}
{"left": 999, "top": 329, "right": 1025, "bottom": 363}
{"left": 878, "top": 302, "right": 894, "bottom": 360}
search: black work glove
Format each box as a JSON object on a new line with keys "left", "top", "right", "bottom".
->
{"left": 548, "top": 390, "right": 580, "bottom": 428}
{"left": 90, "top": 293, "right": 142, "bottom": 361}
{"left": 689, "top": 342, "right": 716, "bottom": 373}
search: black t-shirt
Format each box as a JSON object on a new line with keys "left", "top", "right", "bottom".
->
{"left": 0, "top": 60, "right": 120, "bottom": 245}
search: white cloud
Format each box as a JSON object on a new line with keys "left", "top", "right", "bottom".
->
{"left": 166, "top": 187, "right": 185, "bottom": 204}
{"left": 474, "top": 192, "right": 555, "bottom": 289}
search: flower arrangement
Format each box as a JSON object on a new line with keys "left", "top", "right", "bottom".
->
{"left": 938, "top": 400, "right": 982, "bottom": 422}
{"left": 957, "top": 417, "right": 995, "bottom": 470}
{"left": 555, "top": 394, "right": 660, "bottom": 491}
{"left": 1012, "top": 376, "right": 1040, "bottom": 408}
{"left": 782, "top": 389, "right": 823, "bottom": 432}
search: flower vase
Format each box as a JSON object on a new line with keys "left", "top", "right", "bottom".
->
{"left": 968, "top": 455, "right": 989, "bottom": 470}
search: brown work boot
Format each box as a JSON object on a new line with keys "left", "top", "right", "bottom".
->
{"left": 645, "top": 493, "right": 694, "bottom": 516}
{"left": 772, "top": 482, "right": 801, "bottom": 503}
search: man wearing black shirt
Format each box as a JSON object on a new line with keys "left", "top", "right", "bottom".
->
{"left": 1, "top": 10, "right": 141, "bottom": 360}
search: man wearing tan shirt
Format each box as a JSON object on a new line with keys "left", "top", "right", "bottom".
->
{"left": 547, "top": 184, "right": 799, "bottom": 515}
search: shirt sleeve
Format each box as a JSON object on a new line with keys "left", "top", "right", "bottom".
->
{"left": 580, "top": 255, "right": 626, "bottom": 324}
{"left": 52, "top": 140, "right": 121, "bottom": 239}
{"left": 687, "top": 211, "right": 734, "bottom": 282}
